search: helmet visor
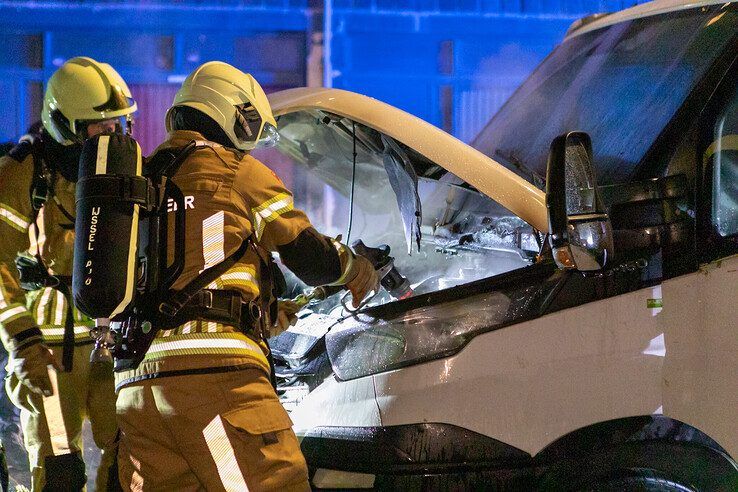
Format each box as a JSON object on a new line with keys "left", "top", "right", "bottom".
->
{"left": 93, "top": 85, "right": 136, "bottom": 113}
{"left": 78, "top": 114, "right": 134, "bottom": 139}
{"left": 255, "top": 122, "right": 279, "bottom": 149}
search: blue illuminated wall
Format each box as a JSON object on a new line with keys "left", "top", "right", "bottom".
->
{"left": 0, "top": 0, "right": 641, "bottom": 148}
{"left": 0, "top": 1, "right": 310, "bottom": 152}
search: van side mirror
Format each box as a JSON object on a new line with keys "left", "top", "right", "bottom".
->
{"left": 546, "top": 132, "right": 614, "bottom": 271}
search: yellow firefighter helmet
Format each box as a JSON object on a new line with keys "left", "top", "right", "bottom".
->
{"left": 166, "top": 61, "right": 277, "bottom": 151}
{"left": 41, "top": 57, "right": 137, "bottom": 146}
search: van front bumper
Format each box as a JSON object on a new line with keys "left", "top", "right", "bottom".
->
{"left": 301, "top": 423, "right": 539, "bottom": 489}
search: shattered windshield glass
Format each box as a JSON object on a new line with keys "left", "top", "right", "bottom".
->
{"left": 252, "top": 110, "right": 540, "bottom": 315}
{"left": 473, "top": 5, "right": 737, "bottom": 186}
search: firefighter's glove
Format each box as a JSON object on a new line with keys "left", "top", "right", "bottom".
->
{"left": 274, "top": 299, "right": 300, "bottom": 337}
{"left": 345, "top": 255, "right": 380, "bottom": 308}
{"left": 10, "top": 343, "right": 60, "bottom": 401}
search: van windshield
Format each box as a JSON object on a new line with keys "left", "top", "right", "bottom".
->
{"left": 473, "top": 5, "right": 737, "bottom": 186}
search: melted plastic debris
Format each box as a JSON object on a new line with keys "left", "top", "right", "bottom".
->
{"left": 270, "top": 312, "right": 339, "bottom": 362}
{"left": 472, "top": 217, "right": 536, "bottom": 250}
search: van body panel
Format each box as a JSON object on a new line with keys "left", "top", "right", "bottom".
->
{"left": 289, "top": 254, "right": 738, "bottom": 457}
{"left": 269, "top": 2, "right": 738, "bottom": 485}
{"left": 290, "top": 372, "right": 381, "bottom": 433}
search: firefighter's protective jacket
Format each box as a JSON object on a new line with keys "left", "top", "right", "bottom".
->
{"left": 0, "top": 142, "right": 118, "bottom": 492}
{"left": 0, "top": 147, "right": 92, "bottom": 353}
{"left": 115, "top": 130, "right": 314, "bottom": 389}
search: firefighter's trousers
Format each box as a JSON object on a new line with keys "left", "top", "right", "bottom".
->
{"left": 7, "top": 343, "right": 118, "bottom": 491}
{"left": 0, "top": 441, "right": 8, "bottom": 492}
{"left": 116, "top": 368, "right": 310, "bottom": 491}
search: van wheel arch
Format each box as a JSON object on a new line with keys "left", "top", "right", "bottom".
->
{"left": 535, "top": 415, "right": 731, "bottom": 462}
{"left": 535, "top": 416, "right": 738, "bottom": 491}
{"left": 536, "top": 440, "right": 738, "bottom": 491}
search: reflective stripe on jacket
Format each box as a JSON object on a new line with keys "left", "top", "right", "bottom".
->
{"left": 0, "top": 150, "right": 92, "bottom": 351}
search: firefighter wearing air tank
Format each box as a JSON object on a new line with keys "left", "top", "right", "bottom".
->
{"left": 110, "top": 62, "right": 379, "bottom": 490}
{"left": 0, "top": 57, "right": 136, "bottom": 491}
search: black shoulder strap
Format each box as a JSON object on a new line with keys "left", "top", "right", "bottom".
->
{"left": 14, "top": 134, "right": 77, "bottom": 372}
{"left": 17, "top": 134, "right": 52, "bottom": 214}
{"left": 15, "top": 133, "right": 77, "bottom": 228}
{"left": 159, "top": 237, "right": 252, "bottom": 317}
{"left": 23, "top": 137, "right": 50, "bottom": 264}
{"left": 147, "top": 139, "right": 214, "bottom": 179}
{"left": 6, "top": 137, "right": 46, "bottom": 223}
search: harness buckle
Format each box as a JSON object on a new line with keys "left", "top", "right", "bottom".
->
{"left": 201, "top": 289, "right": 214, "bottom": 309}
{"left": 245, "top": 301, "right": 262, "bottom": 323}
{"left": 158, "top": 302, "right": 178, "bottom": 317}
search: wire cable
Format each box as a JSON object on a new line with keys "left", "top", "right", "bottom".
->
{"left": 346, "top": 120, "right": 357, "bottom": 243}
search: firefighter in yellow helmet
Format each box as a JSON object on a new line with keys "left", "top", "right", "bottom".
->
{"left": 0, "top": 57, "right": 136, "bottom": 490}
{"left": 114, "top": 61, "right": 378, "bottom": 490}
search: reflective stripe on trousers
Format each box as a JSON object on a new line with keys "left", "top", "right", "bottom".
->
{"left": 42, "top": 368, "right": 71, "bottom": 456}
{"left": 203, "top": 415, "right": 250, "bottom": 492}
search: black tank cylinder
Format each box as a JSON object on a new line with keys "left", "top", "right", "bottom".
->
{"left": 73, "top": 132, "right": 143, "bottom": 319}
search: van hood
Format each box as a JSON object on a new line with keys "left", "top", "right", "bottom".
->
{"left": 268, "top": 88, "right": 547, "bottom": 233}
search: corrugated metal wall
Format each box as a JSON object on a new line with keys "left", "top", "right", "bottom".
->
{"left": 456, "top": 86, "right": 518, "bottom": 143}
{"left": 129, "top": 84, "right": 179, "bottom": 154}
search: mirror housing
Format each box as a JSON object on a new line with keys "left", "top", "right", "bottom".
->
{"left": 546, "top": 132, "right": 614, "bottom": 271}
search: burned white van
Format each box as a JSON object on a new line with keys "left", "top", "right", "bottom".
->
{"left": 257, "top": 1, "right": 738, "bottom": 489}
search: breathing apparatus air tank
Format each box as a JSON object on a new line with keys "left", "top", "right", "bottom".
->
{"left": 74, "top": 133, "right": 143, "bottom": 318}
{"left": 73, "top": 133, "right": 146, "bottom": 363}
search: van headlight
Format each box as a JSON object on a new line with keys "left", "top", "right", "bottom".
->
{"left": 325, "top": 292, "right": 511, "bottom": 380}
